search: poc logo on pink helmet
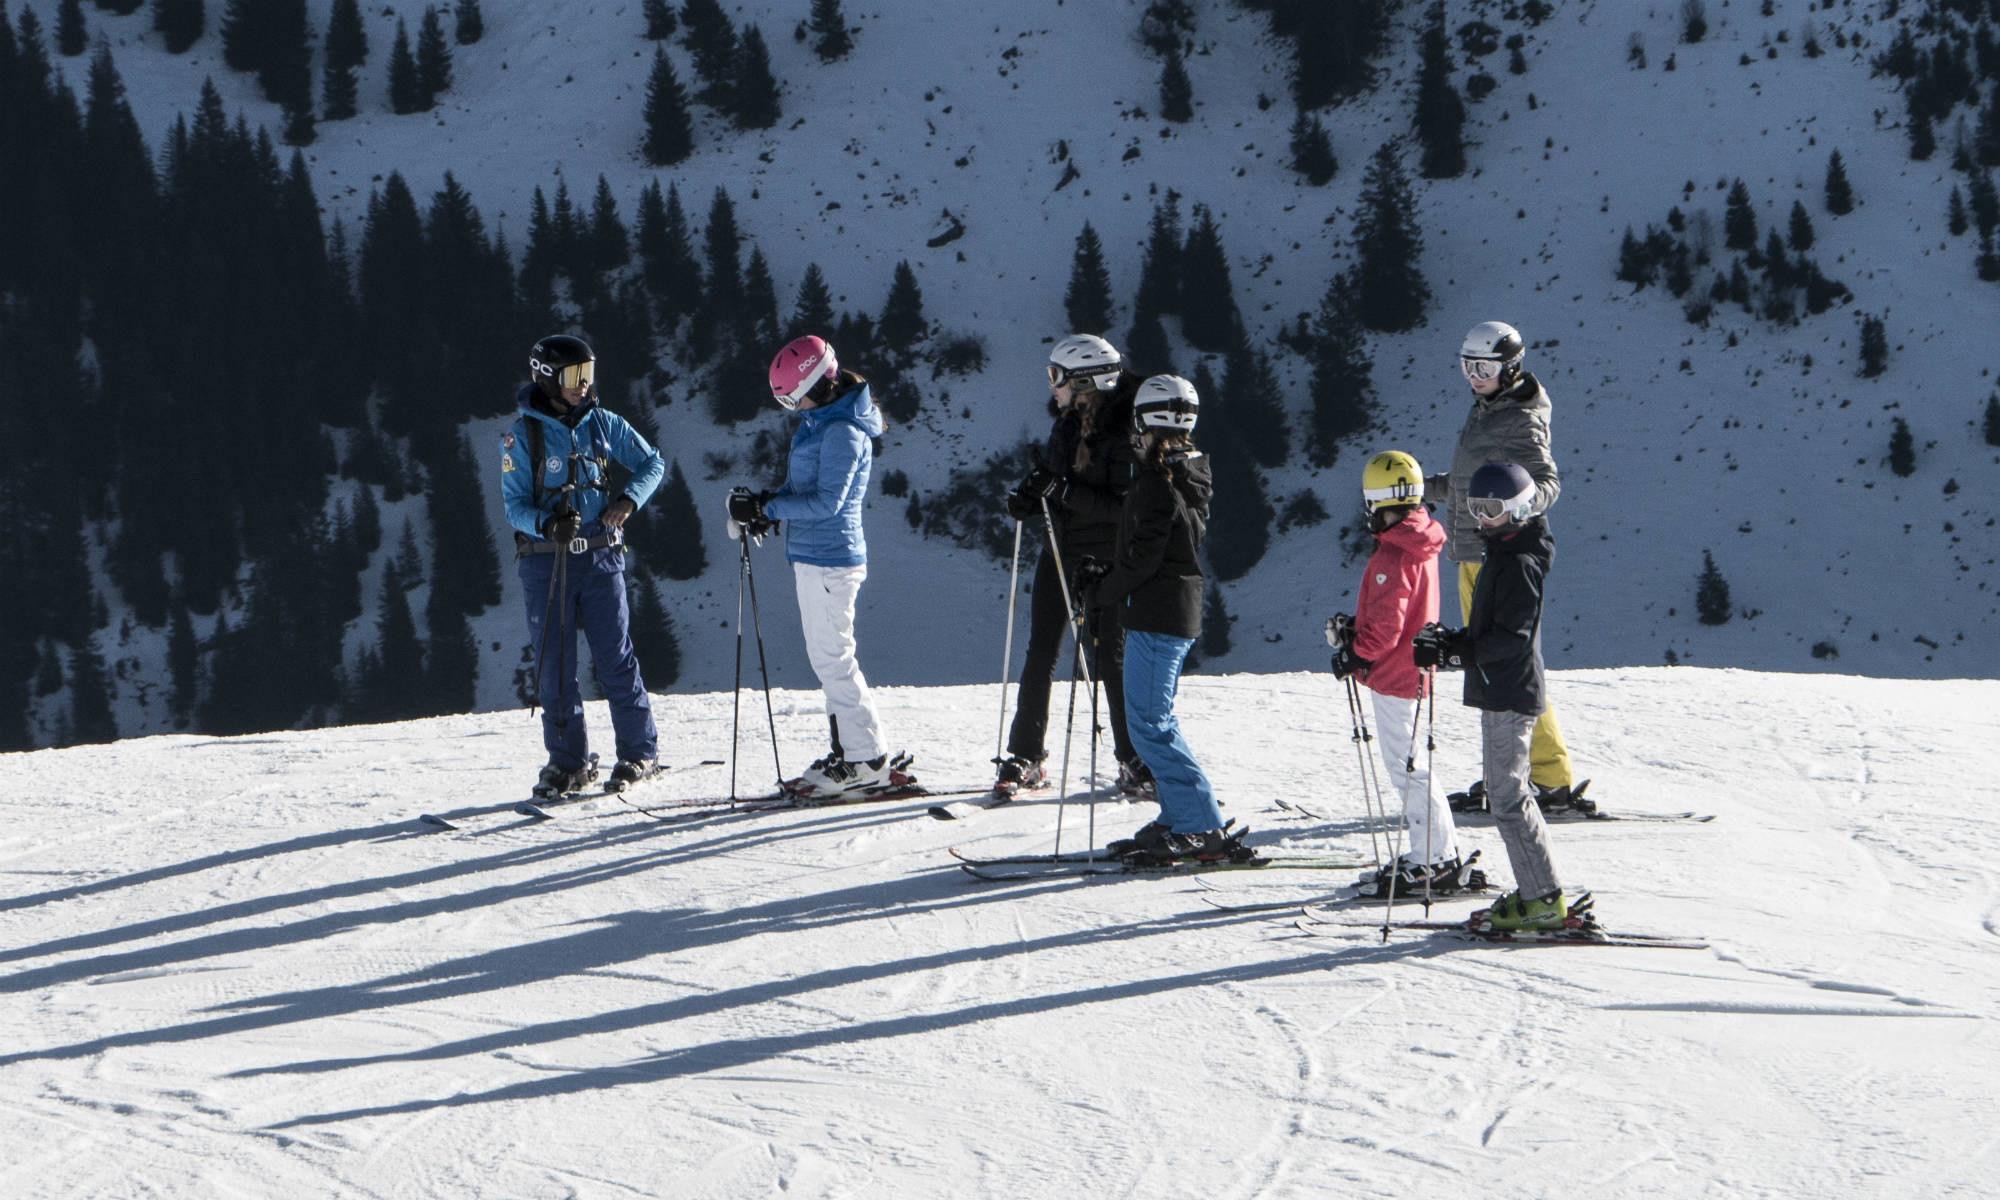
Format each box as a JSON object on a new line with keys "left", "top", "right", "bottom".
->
{"left": 769, "top": 335, "right": 839, "bottom": 410}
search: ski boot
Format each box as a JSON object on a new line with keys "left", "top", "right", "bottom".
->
{"left": 1354, "top": 849, "right": 1487, "bottom": 897}
{"left": 1533, "top": 779, "right": 1596, "bottom": 816}
{"left": 1447, "top": 778, "right": 1486, "bottom": 812}
{"left": 533, "top": 755, "right": 600, "bottom": 800}
{"left": 1114, "top": 756, "right": 1157, "bottom": 801}
{"left": 1112, "top": 820, "right": 1255, "bottom": 866}
{"left": 1472, "top": 887, "right": 1590, "bottom": 933}
{"left": 605, "top": 758, "right": 661, "bottom": 793}
{"left": 991, "top": 754, "right": 1048, "bottom": 799}
{"left": 790, "top": 752, "right": 916, "bottom": 801}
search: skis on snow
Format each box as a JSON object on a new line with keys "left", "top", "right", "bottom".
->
{"left": 1293, "top": 894, "right": 1708, "bottom": 950}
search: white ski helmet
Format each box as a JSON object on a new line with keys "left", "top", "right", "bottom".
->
{"left": 1459, "top": 320, "right": 1525, "bottom": 387}
{"left": 1133, "top": 374, "right": 1199, "bottom": 433}
{"left": 1047, "top": 333, "right": 1124, "bottom": 392}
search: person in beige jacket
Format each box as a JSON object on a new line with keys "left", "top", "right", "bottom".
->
{"left": 1425, "top": 321, "right": 1589, "bottom": 815}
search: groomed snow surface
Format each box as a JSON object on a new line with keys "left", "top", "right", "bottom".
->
{"left": 4, "top": 667, "right": 1996, "bottom": 1198}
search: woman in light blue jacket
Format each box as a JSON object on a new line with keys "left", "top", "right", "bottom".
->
{"left": 728, "top": 335, "right": 898, "bottom": 797}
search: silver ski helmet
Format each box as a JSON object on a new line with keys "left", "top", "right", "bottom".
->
{"left": 1459, "top": 321, "right": 1525, "bottom": 388}
{"left": 1133, "top": 374, "right": 1199, "bottom": 433}
{"left": 529, "top": 334, "right": 596, "bottom": 404}
{"left": 1047, "top": 333, "right": 1123, "bottom": 393}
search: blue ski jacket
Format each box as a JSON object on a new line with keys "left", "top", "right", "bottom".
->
{"left": 763, "top": 381, "right": 886, "bottom": 567}
{"left": 500, "top": 383, "right": 666, "bottom": 541}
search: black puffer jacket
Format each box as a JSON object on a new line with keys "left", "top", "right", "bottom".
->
{"left": 1462, "top": 516, "right": 1552, "bottom": 716}
{"left": 1037, "top": 377, "right": 1141, "bottom": 561}
{"left": 1097, "top": 450, "right": 1211, "bottom": 639}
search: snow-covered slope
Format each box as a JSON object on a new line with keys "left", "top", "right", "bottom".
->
{"left": 2, "top": 668, "right": 1996, "bottom": 1197}
{"left": 19, "top": 0, "right": 2000, "bottom": 745}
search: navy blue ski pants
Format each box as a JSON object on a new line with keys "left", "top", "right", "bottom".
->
{"left": 519, "top": 540, "right": 658, "bottom": 771}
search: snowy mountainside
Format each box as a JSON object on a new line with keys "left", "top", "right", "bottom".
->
{"left": 20, "top": 0, "right": 2000, "bottom": 746}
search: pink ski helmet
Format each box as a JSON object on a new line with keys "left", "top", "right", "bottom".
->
{"left": 768, "top": 335, "right": 840, "bottom": 410}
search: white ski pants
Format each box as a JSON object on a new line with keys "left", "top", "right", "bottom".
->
{"left": 1370, "top": 689, "right": 1459, "bottom": 868}
{"left": 794, "top": 562, "right": 887, "bottom": 762}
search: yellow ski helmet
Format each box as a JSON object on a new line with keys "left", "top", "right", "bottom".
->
{"left": 1361, "top": 450, "right": 1425, "bottom": 515}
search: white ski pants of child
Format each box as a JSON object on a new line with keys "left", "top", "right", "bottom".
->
{"left": 1370, "top": 689, "right": 1458, "bottom": 868}
{"left": 794, "top": 562, "right": 887, "bottom": 762}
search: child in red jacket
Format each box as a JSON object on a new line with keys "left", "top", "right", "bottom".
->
{"left": 1330, "top": 451, "right": 1474, "bottom": 896}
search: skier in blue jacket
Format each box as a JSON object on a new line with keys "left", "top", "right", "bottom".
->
{"left": 727, "top": 334, "right": 903, "bottom": 797}
{"left": 500, "top": 335, "right": 667, "bottom": 798}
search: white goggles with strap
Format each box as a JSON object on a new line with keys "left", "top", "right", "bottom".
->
{"left": 1460, "top": 356, "right": 1506, "bottom": 382}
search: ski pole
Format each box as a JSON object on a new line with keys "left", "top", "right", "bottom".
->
{"left": 529, "top": 544, "right": 565, "bottom": 721}
{"left": 1040, "top": 495, "right": 1097, "bottom": 859}
{"left": 1342, "top": 675, "right": 1389, "bottom": 872}
{"left": 741, "top": 530, "right": 785, "bottom": 791}
{"left": 995, "top": 518, "right": 1024, "bottom": 767}
{"left": 730, "top": 533, "right": 748, "bottom": 803}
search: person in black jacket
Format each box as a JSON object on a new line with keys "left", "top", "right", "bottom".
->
{"left": 1095, "top": 376, "right": 1244, "bottom": 865}
{"left": 1413, "top": 462, "right": 1575, "bottom": 932}
{"left": 997, "top": 335, "right": 1146, "bottom": 797}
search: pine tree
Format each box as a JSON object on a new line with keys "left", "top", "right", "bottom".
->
{"left": 322, "top": 58, "right": 358, "bottom": 121}
{"left": 167, "top": 598, "right": 198, "bottom": 726}
{"left": 1221, "top": 337, "right": 1290, "bottom": 469}
{"left": 681, "top": 0, "right": 739, "bottom": 106}
{"left": 1888, "top": 416, "right": 1916, "bottom": 477}
{"left": 588, "top": 174, "right": 629, "bottom": 275}
{"left": 1201, "top": 582, "right": 1234, "bottom": 659}
{"left": 453, "top": 0, "right": 482, "bottom": 45}
{"left": 701, "top": 185, "right": 744, "bottom": 335}
{"left": 643, "top": 0, "right": 677, "bottom": 41}
{"left": 153, "top": 0, "right": 206, "bottom": 55}
{"left": 741, "top": 245, "right": 780, "bottom": 348}
{"left": 359, "top": 570, "right": 425, "bottom": 721}
{"left": 625, "top": 569, "right": 682, "bottom": 688}
{"left": 1307, "top": 270, "right": 1376, "bottom": 466}
{"left": 790, "top": 263, "right": 835, "bottom": 337}
{"left": 259, "top": 0, "right": 311, "bottom": 112}
{"left": 1159, "top": 50, "right": 1194, "bottom": 122}
{"left": 1858, "top": 313, "right": 1889, "bottom": 377}
{"left": 326, "top": 0, "right": 368, "bottom": 72}
{"left": 732, "top": 25, "right": 782, "bottom": 130}
{"left": 1907, "top": 86, "right": 1937, "bottom": 161}
{"left": 1950, "top": 185, "right": 1969, "bottom": 236}
{"left": 56, "top": 0, "right": 86, "bottom": 58}
{"left": 1135, "top": 190, "right": 1183, "bottom": 315}
{"left": 637, "top": 181, "right": 703, "bottom": 328}
{"left": 1723, "top": 179, "right": 1758, "bottom": 251}
{"left": 1125, "top": 304, "right": 1175, "bottom": 378}
{"left": 878, "top": 260, "right": 929, "bottom": 354}
{"left": 1291, "top": 0, "right": 1389, "bottom": 109}
{"left": 642, "top": 47, "right": 694, "bottom": 165}
{"left": 1178, "top": 204, "right": 1239, "bottom": 353}
{"left": 1984, "top": 394, "right": 2000, "bottom": 446}
{"left": 218, "top": 0, "right": 260, "bottom": 72}
{"left": 416, "top": 5, "right": 453, "bottom": 106}
{"left": 282, "top": 96, "right": 316, "bottom": 147}
{"left": 1351, "top": 142, "right": 1430, "bottom": 333}
{"left": 1824, "top": 149, "right": 1854, "bottom": 215}
{"left": 646, "top": 461, "right": 707, "bottom": 580}
{"left": 66, "top": 635, "right": 118, "bottom": 746}
{"left": 1695, "top": 550, "right": 1731, "bottom": 625}
{"left": 387, "top": 20, "right": 423, "bottom": 115}
{"left": 810, "top": 0, "right": 852, "bottom": 61}
{"left": 1289, "top": 107, "right": 1337, "bottom": 186}
{"left": 1787, "top": 199, "right": 1815, "bottom": 251}
{"left": 1414, "top": 1, "right": 1467, "bottom": 178}
{"left": 1063, "top": 221, "right": 1115, "bottom": 334}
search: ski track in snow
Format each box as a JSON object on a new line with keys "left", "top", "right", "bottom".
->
{"left": 4, "top": 669, "right": 1999, "bottom": 1197}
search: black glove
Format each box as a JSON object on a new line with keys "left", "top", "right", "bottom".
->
{"left": 544, "top": 504, "right": 581, "bottom": 544}
{"left": 1019, "top": 465, "right": 1068, "bottom": 508}
{"left": 726, "top": 487, "right": 776, "bottom": 537}
{"left": 1072, "top": 555, "right": 1111, "bottom": 606}
{"left": 1412, "top": 622, "right": 1467, "bottom": 670}
{"left": 1005, "top": 487, "right": 1039, "bottom": 521}
{"left": 1324, "top": 613, "right": 1354, "bottom": 649}
{"left": 1330, "top": 644, "right": 1371, "bottom": 680}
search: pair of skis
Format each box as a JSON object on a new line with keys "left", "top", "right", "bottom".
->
{"left": 949, "top": 844, "right": 1365, "bottom": 881}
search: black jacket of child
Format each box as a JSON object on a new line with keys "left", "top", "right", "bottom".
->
{"left": 1463, "top": 515, "right": 1552, "bottom": 716}
{"left": 1097, "top": 450, "right": 1211, "bottom": 639}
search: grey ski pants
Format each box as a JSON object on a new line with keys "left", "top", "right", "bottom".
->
{"left": 1481, "top": 709, "right": 1562, "bottom": 900}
